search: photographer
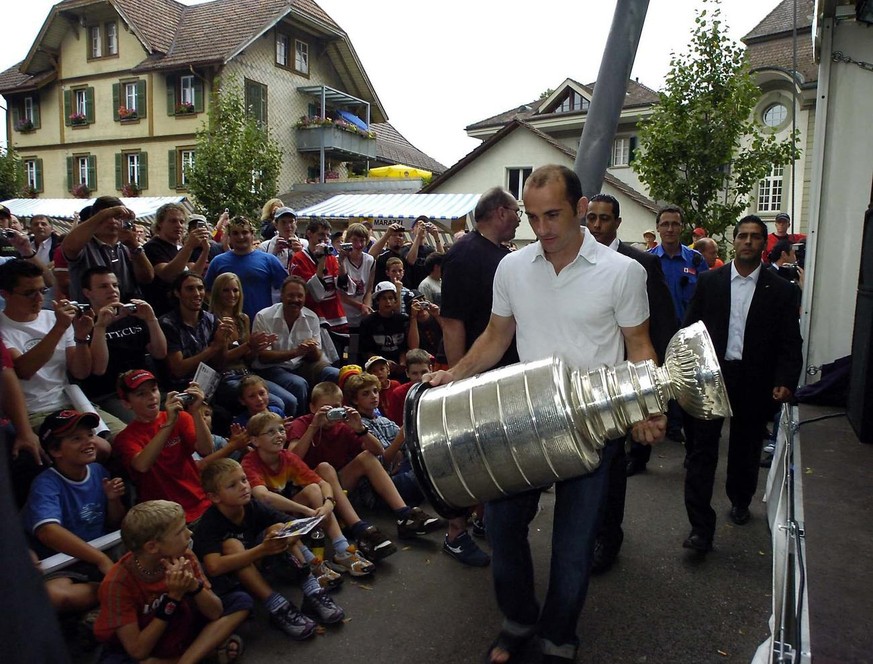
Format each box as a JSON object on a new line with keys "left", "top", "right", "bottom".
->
{"left": 78, "top": 266, "right": 167, "bottom": 423}
{"left": 60, "top": 196, "right": 154, "bottom": 303}
{"left": 369, "top": 221, "right": 410, "bottom": 286}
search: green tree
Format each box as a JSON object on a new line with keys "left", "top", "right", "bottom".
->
{"left": 633, "top": 0, "right": 799, "bottom": 240}
{"left": 186, "top": 76, "right": 283, "bottom": 221}
{"left": 0, "top": 147, "right": 23, "bottom": 201}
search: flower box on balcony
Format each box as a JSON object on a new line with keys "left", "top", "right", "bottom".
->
{"left": 69, "top": 113, "right": 88, "bottom": 126}
{"left": 295, "top": 125, "right": 376, "bottom": 159}
{"left": 16, "top": 119, "right": 34, "bottom": 133}
{"left": 118, "top": 106, "right": 138, "bottom": 121}
{"left": 175, "top": 103, "right": 196, "bottom": 115}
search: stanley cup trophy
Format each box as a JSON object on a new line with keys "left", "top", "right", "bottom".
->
{"left": 404, "top": 322, "right": 732, "bottom": 517}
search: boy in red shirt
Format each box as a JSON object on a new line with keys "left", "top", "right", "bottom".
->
{"left": 286, "top": 382, "right": 443, "bottom": 543}
{"left": 94, "top": 500, "right": 250, "bottom": 662}
{"left": 114, "top": 369, "right": 213, "bottom": 522}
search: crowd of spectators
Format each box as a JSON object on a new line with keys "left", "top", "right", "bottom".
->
{"left": 0, "top": 200, "right": 468, "bottom": 662}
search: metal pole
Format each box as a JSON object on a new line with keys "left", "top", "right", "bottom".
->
{"left": 574, "top": 0, "right": 650, "bottom": 198}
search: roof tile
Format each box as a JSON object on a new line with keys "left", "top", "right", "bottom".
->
{"left": 742, "top": 0, "right": 815, "bottom": 42}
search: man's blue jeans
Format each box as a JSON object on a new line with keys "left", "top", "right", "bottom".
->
{"left": 484, "top": 438, "right": 620, "bottom": 658}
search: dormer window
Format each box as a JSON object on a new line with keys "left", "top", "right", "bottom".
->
{"left": 89, "top": 21, "right": 119, "bottom": 59}
{"left": 557, "top": 90, "right": 589, "bottom": 113}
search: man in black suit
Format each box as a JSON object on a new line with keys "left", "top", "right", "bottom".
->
{"left": 682, "top": 215, "right": 803, "bottom": 553}
{"left": 586, "top": 194, "right": 678, "bottom": 573}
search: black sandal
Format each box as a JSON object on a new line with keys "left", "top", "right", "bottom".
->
{"left": 485, "top": 629, "right": 535, "bottom": 664}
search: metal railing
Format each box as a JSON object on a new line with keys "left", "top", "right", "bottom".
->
{"left": 752, "top": 404, "right": 812, "bottom": 663}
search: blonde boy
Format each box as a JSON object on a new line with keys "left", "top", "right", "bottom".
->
{"left": 94, "top": 500, "right": 249, "bottom": 663}
{"left": 192, "top": 459, "right": 344, "bottom": 639}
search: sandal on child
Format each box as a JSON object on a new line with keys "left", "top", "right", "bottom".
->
{"left": 215, "top": 633, "right": 244, "bottom": 664}
{"left": 485, "top": 629, "right": 535, "bottom": 664}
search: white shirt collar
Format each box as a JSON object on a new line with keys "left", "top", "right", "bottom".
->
{"left": 730, "top": 261, "right": 762, "bottom": 283}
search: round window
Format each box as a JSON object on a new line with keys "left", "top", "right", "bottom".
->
{"left": 762, "top": 102, "right": 788, "bottom": 128}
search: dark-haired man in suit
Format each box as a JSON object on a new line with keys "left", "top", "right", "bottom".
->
{"left": 681, "top": 215, "right": 802, "bottom": 554}
{"left": 586, "top": 193, "right": 678, "bottom": 573}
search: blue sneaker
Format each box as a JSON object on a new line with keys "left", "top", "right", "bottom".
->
{"left": 443, "top": 532, "right": 490, "bottom": 567}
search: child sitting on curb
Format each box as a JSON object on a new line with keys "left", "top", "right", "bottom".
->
{"left": 193, "top": 459, "right": 345, "bottom": 641}
{"left": 286, "top": 382, "right": 444, "bottom": 543}
{"left": 94, "top": 500, "right": 250, "bottom": 663}
{"left": 241, "top": 410, "right": 380, "bottom": 580}
{"left": 22, "top": 409, "right": 127, "bottom": 614}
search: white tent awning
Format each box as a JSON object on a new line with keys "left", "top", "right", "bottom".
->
{"left": 297, "top": 193, "right": 480, "bottom": 229}
{"left": 1, "top": 197, "right": 192, "bottom": 230}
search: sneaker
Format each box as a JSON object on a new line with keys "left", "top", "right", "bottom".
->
{"left": 763, "top": 442, "right": 776, "bottom": 454}
{"left": 357, "top": 525, "right": 398, "bottom": 560}
{"left": 397, "top": 506, "right": 445, "bottom": 538}
{"left": 310, "top": 557, "right": 344, "bottom": 590}
{"left": 332, "top": 546, "right": 375, "bottom": 577}
{"left": 302, "top": 590, "right": 345, "bottom": 624}
{"left": 442, "top": 532, "right": 490, "bottom": 567}
{"left": 470, "top": 515, "right": 487, "bottom": 539}
{"left": 270, "top": 603, "right": 317, "bottom": 640}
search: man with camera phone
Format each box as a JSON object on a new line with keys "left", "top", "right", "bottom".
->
{"left": 60, "top": 196, "right": 154, "bottom": 303}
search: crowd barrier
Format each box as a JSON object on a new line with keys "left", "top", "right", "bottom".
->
{"left": 752, "top": 404, "right": 812, "bottom": 663}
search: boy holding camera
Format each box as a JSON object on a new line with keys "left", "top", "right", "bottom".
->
{"left": 286, "top": 382, "right": 444, "bottom": 541}
{"left": 114, "top": 369, "right": 213, "bottom": 522}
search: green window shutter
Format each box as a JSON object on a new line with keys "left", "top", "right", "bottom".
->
{"left": 64, "top": 90, "right": 72, "bottom": 126}
{"left": 85, "top": 87, "right": 95, "bottom": 123}
{"left": 112, "top": 83, "right": 120, "bottom": 121}
{"left": 139, "top": 152, "right": 148, "bottom": 190}
{"left": 88, "top": 155, "right": 97, "bottom": 189}
{"left": 137, "top": 80, "right": 147, "bottom": 118}
{"left": 168, "top": 150, "right": 178, "bottom": 188}
{"left": 115, "top": 153, "right": 123, "bottom": 190}
{"left": 629, "top": 136, "right": 637, "bottom": 163}
{"left": 32, "top": 95, "right": 40, "bottom": 128}
{"left": 166, "top": 75, "right": 176, "bottom": 115}
{"left": 193, "top": 77, "right": 204, "bottom": 112}
{"left": 35, "top": 159, "right": 44, "bottom": 192}
{"left": 66, "top": 156, "right": 74, "bottom": 190}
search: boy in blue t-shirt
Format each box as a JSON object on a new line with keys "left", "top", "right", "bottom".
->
{"left": 22, "top": 409, "right": 127, "bottom": 613}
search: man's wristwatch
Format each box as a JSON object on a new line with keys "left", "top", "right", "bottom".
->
{"left": 323, "top": 495, "right": 337, "bottom": 505}
{"left": 355, "top": 426, "right": 369, "bottom": 437}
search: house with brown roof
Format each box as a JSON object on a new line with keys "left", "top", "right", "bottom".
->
{"left": 0, "top": 0, "right": 440, "bottom": 200}
{"left": 425, "top": 0, "right": 819, "bottom": 243}
{"left": 424, "top": 77, "right": 662, "bottom": 244}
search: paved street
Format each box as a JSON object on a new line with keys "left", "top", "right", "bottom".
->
{"left": 202, "top": 432, "right": 772, "bottom": 664}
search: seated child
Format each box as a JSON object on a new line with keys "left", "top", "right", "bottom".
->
{"left": 342, "top": 370, "right": 423, "bottom": 506}
{"left": 286, "top": 382, "right": 444, "bottom": 541}
{"left": 231, "top": 374, "right": 285, "bottom": 429}
{"left": 242, "top": 410, "right": 394, "bottom": 570}
{"left": 364, "top": 356, "right": 401, "bottom": 423}
{"left": 94, "top": 500, "right": 250, "bottom": 663}
{"left": 113, "top": 369, "right": 213, "bottom": 523}
{"left": 381, "top": 348, "right": 432, "bottom": 425}
{"left": 193, "top": 459, "right": 345, "bottom": 640}
{"left": 358, "top": 281, "right": 409, "bottom": 370}
{"left": 21, "top": 409, "right": 127, "bottom": 614}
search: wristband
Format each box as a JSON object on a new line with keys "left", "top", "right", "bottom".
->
{"left": 354, "top": 426, "right": 369, "bottom": 437}
{"left": 129, "top": 245, "right": 144, "bottom": 256}
{"left": 74, "top": 336, "right": 90, "bottom": 344}
{"left": 154, "top": 595, "right": 179, "bottom": 620}
{"left": 323, "top": 496, "right": 336, "bottom": 505}
{"left": 186, "top": 580, "right": 205, "bottom": 597}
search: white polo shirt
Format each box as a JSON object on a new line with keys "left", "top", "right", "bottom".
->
{"left": 492, "top": 226, "right": 649, "bottom": 371}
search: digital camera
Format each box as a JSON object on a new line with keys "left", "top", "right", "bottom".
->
{"left": 118, "top": 303, "right": 138, "bottom": 312}
{"left": 341, "top": 242, "right": 353, "bottom": 252}
{"left": 176, "top": 393, "right": 196, "bottom": 406}
{"left": 68, "top": 301, "right": 91, "bottom": 314}
{"left": 325, "top": 407, "right": 348, "bottom": 422}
